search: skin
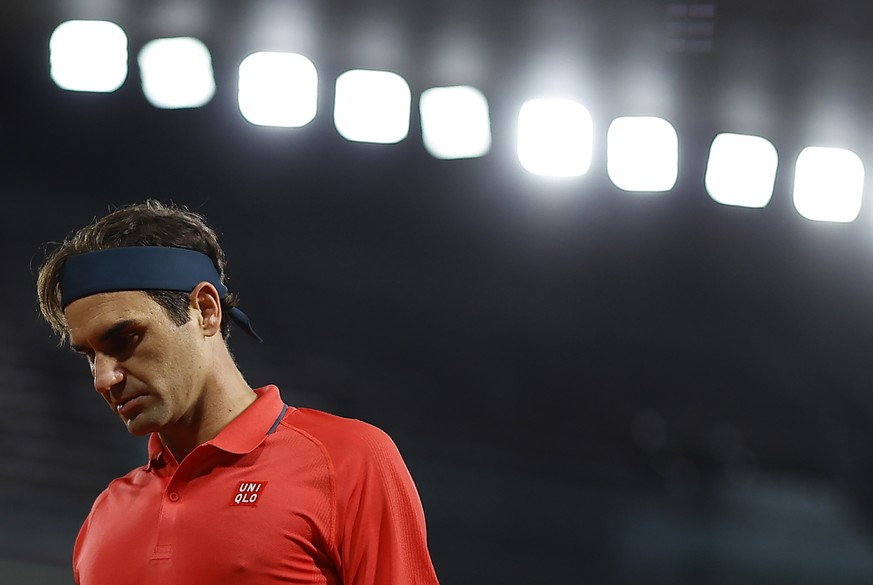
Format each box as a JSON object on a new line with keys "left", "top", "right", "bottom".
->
{"left": 64, "top": 282, "right": 256, "bottom": 462}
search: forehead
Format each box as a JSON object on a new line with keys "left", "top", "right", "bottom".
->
{"left": 64, "top": 291, "right": 163, "bottom": 338}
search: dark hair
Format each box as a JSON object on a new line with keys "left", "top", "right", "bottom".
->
{"left": 37, "top": 200, "right": 240, "bottom": 343}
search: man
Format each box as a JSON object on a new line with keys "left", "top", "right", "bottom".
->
{"left": 36, "top": 200, "right": 440, "bottom": 585}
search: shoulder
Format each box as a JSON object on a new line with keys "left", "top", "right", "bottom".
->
{"left": 282, "top": 408, "right": 404, "bottom": 469}
{"left": 284, "top": 408, "right": 396, "bottom": 450}
{"left": 83, "top": 464, "right": 150, "bottom": 520}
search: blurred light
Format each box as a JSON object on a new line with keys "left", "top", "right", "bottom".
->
{"left": 49, "top": 20, "right": 128, "bottom": 92}
{"left": 333, "top": 69, "right": 411, "bottom": 144}
{"left": 517, "top": 98, "right": 593, "bottom": 177}
{"left": 419, "top": 86, "right": 491, "bottom": 160}
{"left": 793, "top": 146, "right": 864, "bottom": 223}
{"left": 705, "top": 133, "right": 778, "bottom": 208}
{"left": 238, "top": 52, "right": 318, "bottom": 128}
{"left": 244, "top": 1, "right": 320, "bottom": 52}
{"left": 607, "top": 116, "right": 678, "bottom": 192}
{"left": 138, "top": 37, "right": 215, "bottom": 109}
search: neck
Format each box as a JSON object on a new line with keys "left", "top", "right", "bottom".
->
{"left": 159, "top": 346, "right": 256, "bottom": 462}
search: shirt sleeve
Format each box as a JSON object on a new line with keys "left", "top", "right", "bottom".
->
{"left": 330, "top": 421, "right": 440, "bottom": 585}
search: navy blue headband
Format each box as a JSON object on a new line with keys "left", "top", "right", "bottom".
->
{"left": 59, "top": 247, "right": 262, "bottom": 342}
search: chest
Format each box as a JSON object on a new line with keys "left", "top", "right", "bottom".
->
{"left": 75, "top": 448, "right": 338, "bottom": 585}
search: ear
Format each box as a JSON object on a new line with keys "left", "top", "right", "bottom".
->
{"left": 189, "top": 281, "right": 222, "bottom": 338}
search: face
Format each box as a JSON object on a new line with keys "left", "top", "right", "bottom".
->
{"left": 64, "top": 290, "right": 209, "bottom": 436}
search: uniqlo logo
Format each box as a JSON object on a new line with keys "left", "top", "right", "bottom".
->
{"left": 231, "top": 481, "right": 267, "bottom": 506}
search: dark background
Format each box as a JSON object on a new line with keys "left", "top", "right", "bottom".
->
{"left": 4, "top": 1, "right": 873, "bottom": 583}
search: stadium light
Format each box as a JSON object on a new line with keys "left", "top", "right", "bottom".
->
{"left": 793, "top": 146, "right": 864, "bottom": 223}
{"left": 517, "top": 98, "right": 593, "bottom": 177}
{"left": 333, "top": 69, "right": 411, "bottom": 144}
{"left": 238, "top": 52, "right": 318, "bottom": 128}
{"left": 49, "top": 20, "right": 128, "bottom": 93}
{"left": 419, "top": 86, "right": 491, "bottom": 159}
{"left": 138, "top": 37, "right": 216, "bottom": 109}
{"left": 607, "top": 116, "right": 678, "bottom": 192}
{"left": 705, "top": 133, "right": 778, "bottom": 208}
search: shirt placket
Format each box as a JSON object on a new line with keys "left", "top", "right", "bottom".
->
{"left": 151, "top": 454, "right": 189, "bottom": 562}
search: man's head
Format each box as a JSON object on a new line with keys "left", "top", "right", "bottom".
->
{"left": 37, "top": 200, "right": 257, "bottom": 437}
{"left": 37, "top": 200, "right": 239, "bottom": 343}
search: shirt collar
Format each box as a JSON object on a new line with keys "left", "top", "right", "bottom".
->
{"left": 146, "top": 385, "right": 287, "bottom": 469}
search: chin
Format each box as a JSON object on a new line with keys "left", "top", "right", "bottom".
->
{"left": 123, "top": 414, "right": 160, "bottom": 436}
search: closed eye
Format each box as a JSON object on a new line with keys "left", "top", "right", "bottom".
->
{"left": 69, "top": 319, "right": 144, "bottom": 365}
{"left": 97, "top": 319, "right": 144, "bottom": 360}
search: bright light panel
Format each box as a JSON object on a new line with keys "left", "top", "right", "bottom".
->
{"left": 138, "top": 37, "right": 216, "bottom": 109}
{"left": 793, "top": 146, "right": 865, "bottom": 223}
{"left": 419, "top": 86, "right": 491, "bottom": 159}
{"left": 238, "top": 52, "right": 318, "bottom": 128}
{"left": 705, "top": 133, "right": 778, "bottom": 208}
{"left": 49, "top": 20, "right": 128, "bottom": 92}
{"left": 607, "top": 116, "right": 678, "bottom": 192}
{"left": 333, "top": 69, "right": 411, "bottom": 144}
{"left": 517, "top": 98, "right": 593, "bottom": 177}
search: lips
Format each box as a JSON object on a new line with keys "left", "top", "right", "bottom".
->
{"left": 116, "top": 395, "right": 147, "bottom": 418}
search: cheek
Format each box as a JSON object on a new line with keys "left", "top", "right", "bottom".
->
{"left": 158, "top": 338, "right": 204, "bottom": 387}
{"left": 132, "top": 327, "right": 205, "bottom": 393}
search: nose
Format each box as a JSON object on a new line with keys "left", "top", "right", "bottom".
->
{"left": 92, "top": 353, "right": 124, "bottom": 393}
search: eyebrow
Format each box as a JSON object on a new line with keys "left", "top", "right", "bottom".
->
{"left": 71, "top": 319, "right": 139, "bottom": 354}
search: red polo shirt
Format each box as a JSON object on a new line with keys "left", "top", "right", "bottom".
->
{"left": 72, "top": 385, "right": 440, "bottom": 585}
